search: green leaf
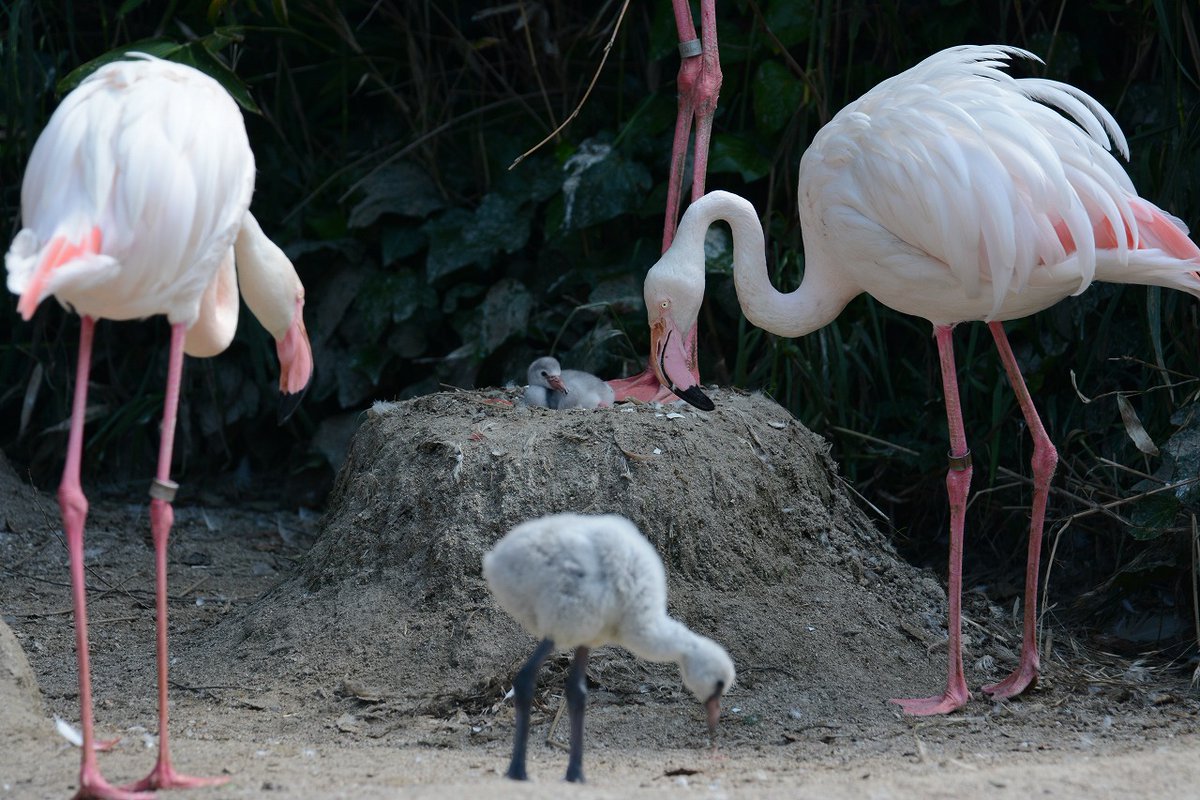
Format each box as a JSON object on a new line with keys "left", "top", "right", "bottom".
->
{"left": 709, "top": 133, "right": 771, "bottom": 182}
{"left": 349, "top": 163, "right": 445, "bottom": 228}
{"left": 763, "top": 0, "right": 813, "bottom": 48}
{"left": 753, "top": 61, "right": 803, "bottom": 134}
{"left": 173, "top": 40, "right": 259, "bottom": 113}
{"left": 354, "top": 271, "right": 437, "bottom": 339}
{"left": 57, "top": 40, "right": 184, "bottom": 96}
{"left": 117, "top": 0, "right": 152, "bottom": 17}
{"left": 55, "top": 38, "right": 259, "bottom": 114}
{"left": 423, "top": 193, "right": 532, "bottom": 282}
{"left": 478, "top": 279, "right": 533, "bottom": 354}
{"left": 702, "top": 223, "right": 735, "bottom": 275}
{"left": 380, "top": 226, "right": 426, "bottom": 266}
{"left": 350, "top": 344, "right": 391, "bottom": 386}
{"left": 558, "top": 139, "right": 651, "bottom": 232}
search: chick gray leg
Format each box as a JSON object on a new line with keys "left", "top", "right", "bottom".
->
{"left": 564, "top": 646, "right": 590, "bottom": 783}
{"left": 506, "top": 638, "right": 555, "bottom": 781}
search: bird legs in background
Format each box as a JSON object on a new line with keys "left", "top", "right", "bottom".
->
{"left": 609, "top": 0, "right": 721, "bottom": 404}
{"left": 58, "top": 319, "right": 227, "bottom": 798}
{"left": 891, "top": 323, "right": 1055, "bottom": 716}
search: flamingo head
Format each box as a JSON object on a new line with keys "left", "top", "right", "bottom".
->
{"left": 643, "top": 265, "right": 713, "bottom": 410}
{"left": 528, "top": 356, "right": 568, "bottom": 395}
{"left": 679, "top": 634, "right": 736, "bottom": 740}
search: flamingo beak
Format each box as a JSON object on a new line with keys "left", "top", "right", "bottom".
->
{"left": 546, "top": 375, "right": 568, "bottom": 394}
{"left": 650, "top": 314, "right": 714, "bottom": 411}
{"left": 705, "top": 695, "right": 721, "bottom": 739}
{"left": 276, "top": 302, "right": 313, "bottom": 424}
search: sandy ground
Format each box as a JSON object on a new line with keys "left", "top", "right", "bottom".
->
{"left": 2, "top": 392, "right": 1199, "bottom": 798}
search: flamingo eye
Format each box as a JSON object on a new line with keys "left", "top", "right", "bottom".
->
{"left": 660, "top": 300, "right": 669, "bottom": 309}
{"left": 541, "top": 371, "right": 548, "bottom": 377}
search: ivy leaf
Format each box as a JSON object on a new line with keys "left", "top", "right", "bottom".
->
{"left": 709, "top": 134, "right": 771, "bottom": 182}
{"left": 559, "top": 139, "right": 651, "bottom": 232}
{"left": 56, "top": 37, "right": 259, "bottom": 113}
{"left": 380, "top": 226, "right": 426, "bottom": 266}
{"left": 479, "top": 279, "right": 533, "bottom": 354}
{"left": 423, "top": 194, "right": 532, "bottom": 282}
{"left": 753, "top": 61, "right": 803, "bottom": 134}
{"left": 353, "top": 270, "right": 437, "bottom": 340}
{"left": 763, "top": 0, "right": 813, "bottom": 48}
{"left": 349, "top": 163, "right": 445, "bottom": 228}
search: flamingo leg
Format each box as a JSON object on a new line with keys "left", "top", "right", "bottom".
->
{"left": 61, "top": 318, "right": 155, "bottom": 800}
{"left": 981, "top": 321, "right": 1056, "bottom": 700}
{"left": 124, "top": 323, "right": 227, "bottom": 793}
{"left": 563, "top": 646, "right": 590, "bottom": 783}
{"left": 505, "top": 637, "right": 555, "bottom": 781}
{"left": 891, "top": 324, "right": 972, "bottom": 715}
{"left": 610, "top": 0, "right": 720, "bottom": 403}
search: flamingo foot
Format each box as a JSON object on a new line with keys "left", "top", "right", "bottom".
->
{"left": 123, "top": 763, "right": 228, "bottom": 793}
{"left": 608, "top": 368, "right": 683, "bottom": 404}
{"left": 74, "top": 763, "right": 155, "bottom": 800}
{"left": 981, "top": 660, "right": 1039, "bottom": 701}
{"left": 890, "top": 686, "right": 970, "bottom": 716}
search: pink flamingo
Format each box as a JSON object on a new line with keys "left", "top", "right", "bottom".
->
{"left": 6, "top": 56, "right": 312, "bottom": 797}
{"left": 607, "top": 0, "right": 720, "bottom": 409}
{"left": 634, "top": 45, "right": 1200, "bottom": 714}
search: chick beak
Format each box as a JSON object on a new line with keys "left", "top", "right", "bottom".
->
{"left": 547, "top": 375, "right": 568, "bottom": 394}
{"left": 705, "top": 695, "right": 721, "bottom": 740}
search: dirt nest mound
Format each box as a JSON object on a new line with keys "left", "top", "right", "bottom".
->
{"left": 188, "top": 388, "right": 960, "bottom": 740}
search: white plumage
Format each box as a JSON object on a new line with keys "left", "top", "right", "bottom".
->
{"left": 523, "top": 356, "right": 615, "bottom": 409}
{"left": 642, "top": 46, "right": 1200, "bottom": 393}
{"left": 6, "top": 55, "right": 312, "bottom": 798}
{"left": 638, "top": 44, "right": 1200, "bottom": 717}
{"left": 483, "top": 513, "right": 734, "bottom": 782}
{"left": 8, "top": 56, "right": 252, "bottom": 326}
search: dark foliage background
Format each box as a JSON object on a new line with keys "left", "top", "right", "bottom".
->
{"left": 2, "top": 1, "right": 1199, "bottom": 662}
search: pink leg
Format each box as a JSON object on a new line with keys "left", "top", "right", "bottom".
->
{"left": 981, "top": 322, "right": 1056, "bottom": 700}
{"left": 891, "top": 325, "right": 972, "bottom": 715}
{"left": 663, "top": 0, "right": 722, "bottom": 250}
{"left": 60, "top": 318, "right": 154, "bottom": 800}
{"left": 613, "top": 0, "right": 720, "bottom": 401}
{"left": 124, "top": 323, "right": 227, "bottom": 793}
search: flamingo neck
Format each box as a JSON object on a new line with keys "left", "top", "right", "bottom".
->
{"left": 620, "top": 614, "right": 700, "bottom": 665}
{"left": 675, "top": 191, "right": 857, "bottom": 338}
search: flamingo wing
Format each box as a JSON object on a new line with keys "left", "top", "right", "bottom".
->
{"left": 7, "top": 55, "right": 255, "bottom": 325}
{"left": 801, "top": 45, "right": 1143, "bottom": 320}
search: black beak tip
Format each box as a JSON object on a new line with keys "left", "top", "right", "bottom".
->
{"left": 676, "top": 385, "right": 715, "bottom": 411}
{"left": 277, "top": 381, "right": 310, "bottom": 425}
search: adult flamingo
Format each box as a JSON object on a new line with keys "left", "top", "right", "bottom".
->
{"left": 607, "top": 0, "right": 719, "bottom": 409}
{"left": 6, "top": 55, "right": 312, "bottom": 797}
{"left": 637, "top": 45, "right": 1200, "bottom": 714}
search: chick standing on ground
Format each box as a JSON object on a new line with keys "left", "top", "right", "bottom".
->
{"left": 523, "top": 356, "right": 615, "bottom": 409}
{"left": 483, "top": 512, "right": 735, "bottom": 783}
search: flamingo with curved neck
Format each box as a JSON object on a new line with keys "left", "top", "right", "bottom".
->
{"left": 640, "top": 45, "right": 1200, "bottom": 715}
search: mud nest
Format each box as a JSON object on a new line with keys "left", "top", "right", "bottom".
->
{"left": 187, "top": 388, "right": 967, "bottom": 736}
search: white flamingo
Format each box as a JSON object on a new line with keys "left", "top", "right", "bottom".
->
{"left": 636, "top": 45, "right": 1200, "bottom": 715}
{"left": 6, "top": 55, "right": 312, "bottom": 798}
{"left": 523, "top": 357, "right": 615, "bottom": 409}
{"left": 483, "top": 513, "right": 735, "bottom": 782}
